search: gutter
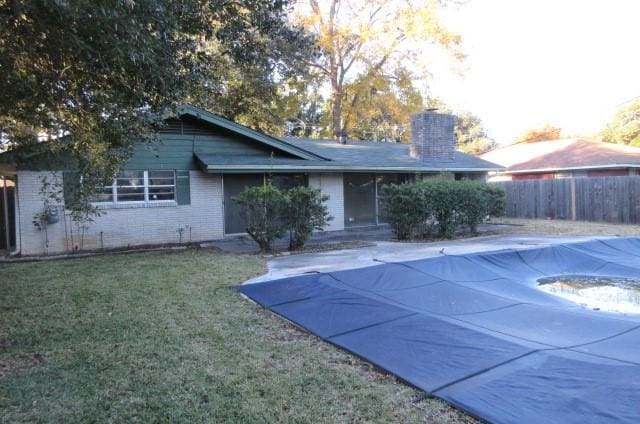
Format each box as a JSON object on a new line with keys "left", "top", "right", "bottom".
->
{"left": 203, "top": 164, "right": 503, "bottom": 173}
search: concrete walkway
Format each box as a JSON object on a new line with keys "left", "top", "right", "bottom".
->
{"left": 209, "top": 223, "right": 514, "bottom": 254}
{"left": 245, "top": 234, "right": 608, "bottom": 284}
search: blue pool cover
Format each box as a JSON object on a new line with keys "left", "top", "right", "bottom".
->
{"left": 238, "top": 238, "right": 640, "bottom": 423}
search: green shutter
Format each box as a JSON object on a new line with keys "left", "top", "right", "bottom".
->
{"left": 176, "top": 170, "right": 190, "bottom": 205}
{"left": 63, "top": 171, "right": 80, "bottom": 207}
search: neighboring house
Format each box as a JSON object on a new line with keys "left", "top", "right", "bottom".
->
{"left": 481, "top": 138, "right": 640, "bottom": 181}
{"left": 0, "top": 105, "right": 500, "bottom": 256}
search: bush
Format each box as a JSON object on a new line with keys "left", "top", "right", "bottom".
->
{"left": 379, "top": 178, "right": 506, "bottom": 240}
{"left": 234, "top": 183, "right": 334, "bottom": 252}
{"left": 456, "top": 180, "right": 491, "bottom": 233}
{"left": 378, "top": 183, "right": 432, "bottom": 240}
{"left": 421, "top": 178, "right": 460, "bottom": 238}
{"left": 481, "top": 184, "right": 506, "bottom": 218}
{"left": 233, "top": 184, "right": 285, "bottom": 252}
{"left": 282, "top": 186, "right": 332, "bottom": 250}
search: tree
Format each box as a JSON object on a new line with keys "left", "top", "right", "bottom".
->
{"left": 294, "top": 0, "right": 462, "bottom": 137}
{"left": 601, "top": 100, "right": 640, "bottom": 146}
{"left": 515, "top": 124, "right": 563, "bottom": 144}
{"left": 0, "top": 0, "right": 308, "bottom": 211}
{"left": 341, "top": 67, "right": 424, "bottom": 142}
{"left": 277, "top": 72, "right": 327, "bottom": 138}
{"left": 454, "top": 111, "right": 497, "bottom": 154}
{"left": 426, "top": 98, "right": 496, "bottom": 153}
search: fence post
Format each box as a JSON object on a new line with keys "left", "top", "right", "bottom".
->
{"left": 570, "top": 178, "right": 577, "bottom": 221}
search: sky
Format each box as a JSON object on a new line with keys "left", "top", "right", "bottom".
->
{"left": 428, "top": 0, "right": 640, "bottom": 145}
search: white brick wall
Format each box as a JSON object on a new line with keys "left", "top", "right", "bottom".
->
{"left": 16, "top": 170, "right": 224, "bottom": 256}
{"left": 309, "top": 173, "right": 344, "bottom": 231}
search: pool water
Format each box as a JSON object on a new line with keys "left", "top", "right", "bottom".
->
{"left": 538, "top": 275, "right": 640, "bottom": 314}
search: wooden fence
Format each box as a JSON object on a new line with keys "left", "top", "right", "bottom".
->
{"left": 494, "top": 176, "right": 640, "bottom": 224}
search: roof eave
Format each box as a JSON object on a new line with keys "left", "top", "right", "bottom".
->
{"left": 203, "top": 164, "right": 501, "bottom": 173}
{"left": 177, "top": 105, "right": 329, "bottom": 161}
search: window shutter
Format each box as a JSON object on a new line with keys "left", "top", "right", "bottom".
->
{"left": 63, "top": 171, "right": 80, "bottom": 207}
{"left": 176, "top": 171, "right": 191, "bottom": 205}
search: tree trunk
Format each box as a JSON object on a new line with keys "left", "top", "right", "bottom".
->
{"left": 331, "top": 86, "right": 343, "bottom": 136}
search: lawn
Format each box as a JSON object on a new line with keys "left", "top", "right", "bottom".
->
{"left": 0, "top": 249, "right": 472, "bottom": 423}
{"left": 493, "top": 217, "right": 640, "bottom": 236}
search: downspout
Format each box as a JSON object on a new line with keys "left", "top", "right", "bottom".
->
{"left": 13, "top": 174, "right": 21, "bottom": 256}
{"left": 2, "top": 176, "right": 10, "bottom": 254}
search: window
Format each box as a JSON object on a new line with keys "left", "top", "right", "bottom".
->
{"left": 94, "top": 170, "right": 176, "bottom": 205}
{"left": 148, "top": 171, "right": 176, "bottom": 201}
{"left": 269, "top": 174, "right": 308, "bottom": 191}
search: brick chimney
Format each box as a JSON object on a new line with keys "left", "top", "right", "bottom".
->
{"left": 410, "top": 110, "right": 456, "bottom": 161}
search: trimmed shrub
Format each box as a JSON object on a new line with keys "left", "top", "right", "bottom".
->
{"left": 480, "top": 184, "right": 506, "bottom": 218}
{"left": 379, "top": 183, "right": 433, "bottom": 240}
{"left": 379, "top": 178, "right": 506, "bottom": 240}
{"left": 233, "top": 184, "right": 285, "bottom": 252}
{"left": 457, "top": 180, "right": 490, "bottom": 233}
{"left": 282, "top": 186, "right": 332, "bottom": 250}
{"left": 421, "top": 178, "right": 460, "bottom": 238}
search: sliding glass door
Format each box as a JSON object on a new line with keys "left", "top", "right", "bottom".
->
{"left": 344, "top": 173, "right": 414, "bottom": 228}
{"left": 344, "top": 173, "right": 377, "bottom": 227}
{"left": 223, "top": 174, "right": 264, "bottom": 234}
{"left": 223, "top": 174, "right": 308, "bottom": 235}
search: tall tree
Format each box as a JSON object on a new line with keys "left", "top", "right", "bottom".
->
{"left": 0, "top": 0, "right": 308, "bottom": 208}
{"left": 454, "top": 111, "right": 497, "bottom": 155}
{"left": 515, "top": 124, "right": 563, "bottom": 144}
{"left": 341, "top": 67, "right": 424, "bottom": 142}
{"left": 294, "top": 0, "right": 462, "bottom": 137}
{"left": 601, "top": 100, "right": 640, "bottom": 146}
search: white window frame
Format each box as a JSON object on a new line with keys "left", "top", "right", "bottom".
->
{"left": 93, "top": 170, "right": 176, "bottom": 206}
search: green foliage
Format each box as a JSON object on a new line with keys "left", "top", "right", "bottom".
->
{"left": 456, "top": 181, "right": 506, "bottom": 233}
{"left": 0, "top": 0, "right": 309, "bottom": 207}
{"left": 234, "top": 183, "right": 333, "bottom": 252}
{"left": 233, "top": 184, "right": 286, "bottom": 253}
{"left": 422, "top": 178, "right": 459, "bottom": 238}
{"left": 378, "top": 178, "right": 506, "bottom": 240}
{"left": 480, "top": 184, "right": 507, "bottom": 218}
{"left": 426, "top": 98, "right": 496, "bottom": 154}
{"left": 601, "top": 100, "right": 640, "bottom": 146}
{"left": 378, "top": 183, "right": 432, "bottom": 240}
{"left": 282, "top": 186, "right": 332, "bottom": 250}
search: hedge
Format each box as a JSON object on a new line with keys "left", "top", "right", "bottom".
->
{"left": 378, "top": 178, "right": 506, "bottom": 240}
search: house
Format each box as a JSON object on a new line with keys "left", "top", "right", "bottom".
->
{"left": 0, "top": 105, "right": 500, "bottom": 256}
{"left": 481, "top": 138, "right": 640, "bottom": 181}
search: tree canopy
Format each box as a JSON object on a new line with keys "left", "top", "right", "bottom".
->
{"left": 340, "top": 68, "right": 424, "bottom": 142}
{"left": 601, "top": 100, "right": 640, "bottom": 146}
{"left": 0, "top": 0, "right": 308, "bottom": 210}
{"left": 425, "top": 99, "right": 495, "bottom": 154}
{"left": 293, "top": 0, "right": 462, "bottom": 138}
{"left": 514, "top": 124, "right": 563, "bottom": 144}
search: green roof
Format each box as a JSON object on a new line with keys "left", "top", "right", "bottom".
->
{"left": 177, "top": 105, "right": 328, "bottom": 162}
{"left": 196, "top": 138, "right": 502, "bottom": 173}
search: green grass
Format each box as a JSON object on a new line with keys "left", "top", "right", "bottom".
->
{"left": 0, "top": 249, "right": 472, "bottom": 423}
